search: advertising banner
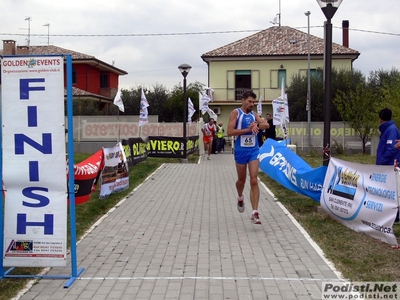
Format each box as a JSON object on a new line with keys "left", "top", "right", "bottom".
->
{"left": 99, "top": 143, "right": 129, "bottom": 198}
{"left": 71, "top": 149, "right": 104, "bottom": 204}
{"left": 147, "top": 136, "right": 199, "bottom": 158}
{"left": 259, "top": 139, "right": 327, "bottom": 202}
{"left": 82, "top": 122, "right": 198, "bottom": 140}
{"left": 121, "top": 137, "right": 149, "bottom": 166}
{"left": 2, "top": 56, "right": 67, "bottom": 266}
{"left": 121, "top": 136, "right": 199, "bottom": 164}
{"left": 320, "top": 157, "right": 398, "bottom": 245}
{"left": 186, "top": 136, "right": 199, "bottom": 156}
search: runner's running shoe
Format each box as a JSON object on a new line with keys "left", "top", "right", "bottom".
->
{"left": 251, "top": 212, "right": 261, "bottom": 224}
{"left": 237, "top": 196, "right": 245, "bottom": 213}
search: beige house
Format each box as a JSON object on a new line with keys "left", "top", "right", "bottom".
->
{"left": 201, "top": 23, "right": 359, "bottom": 125}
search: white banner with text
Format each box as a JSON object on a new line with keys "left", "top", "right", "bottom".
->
{"left": 1, "top": 56, "right": 67, "bottom": 267}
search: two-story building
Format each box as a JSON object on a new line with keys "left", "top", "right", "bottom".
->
{"left": 201, "top": 22, "right": 360, "bottom": 125}
{"left": 0, "top": 40, "right": 127, "bottom": 113}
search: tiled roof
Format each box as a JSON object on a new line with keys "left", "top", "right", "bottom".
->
{"left": 64, "top": 87, "right": 110, "bottom": 101}
{"left": 0, "top": 44, "right": 127, "bottom": 75}
{"left": 24, "top": 45, "right": 95, "bottom": 59}
{"left": 201, "top": 26, "right": 359, "bottom": 59}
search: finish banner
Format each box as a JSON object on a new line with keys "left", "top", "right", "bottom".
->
{"left": 100, "top": 143, "right": 129, "bottom": 199}
{"left": 2, "top": 55, "right": 67, "bottom": 267}
{"left": 320, "top": 157, "right": 398, "bottom": 245}
{"left": 259, "top": 139, "right": 327, "bottom": 202}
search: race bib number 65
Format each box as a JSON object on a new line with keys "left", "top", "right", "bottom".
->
{"left": 240, "top": 135, "right": 256, "bottom": 147}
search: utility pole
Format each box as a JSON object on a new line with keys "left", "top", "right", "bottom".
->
{"left": 43, "top": 23, "right": 50, "bottom": 45}
{"left": 25, "top": 17, "right": 31, "bottom": 46}
{"left": 278, "top": 0, "right": 281, "bottom": 27}
{"left": 305, "top": 11, "right": 311, "bottom": 154}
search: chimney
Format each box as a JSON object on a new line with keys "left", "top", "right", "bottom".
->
{"left": 342, "top": 20, "right": 349, "bottom": 48}
{"left": 3, "top": 40, "right": 16, "bottom": 55}
{"left": 17, "top": 46, "right": 29, "bottom": 55}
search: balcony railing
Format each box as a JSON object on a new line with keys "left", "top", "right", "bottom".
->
{"left": 211, "top": 88, "right": 282, "bottom": 102}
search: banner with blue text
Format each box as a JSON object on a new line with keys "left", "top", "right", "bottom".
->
{"left": 320, "top": 157, "right": 398, "bottom": 245}
{"left": 259, "top": 139, "right": 327, "bottom": 202}
{"left": 2, "top": 56, "right": 67, "bottom": 267}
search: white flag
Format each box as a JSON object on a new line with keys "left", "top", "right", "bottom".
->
{"left": 207, "top": 108, "right": 218, "bottom": 121}
{"left": 139, "top": 88, "right": 149, "bottom": 127}
{"left": 272, "top": 78, "right": 290, "bottom": 138}
{"left": 113, "top": 90, "right": 124, "bottom": 112}
{"left": 204, "top": 87, "right": 214, "bottom": 101}
{"left": 188, "top": 97, "right": 196, "bottom": 123}
{"left": 200, "top": 92, "right": 211, "bottom": 115}
{"left": 257, "top": 95, "right": 263, "bottom": 116}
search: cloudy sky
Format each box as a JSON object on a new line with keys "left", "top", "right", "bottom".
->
{"left": 1, "top": 0, "right": 399, "bottom": 90}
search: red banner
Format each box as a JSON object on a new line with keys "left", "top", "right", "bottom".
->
{"left": 70, "top": 149, "right": 105, "bottom": 204}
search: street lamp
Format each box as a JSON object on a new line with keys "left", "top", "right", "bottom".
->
{"left": 178, "top": 63, "right": 192, "bottom": 163}
{"left": 316, "top": 0, "right": 343, "bottom": 166}
{"left": 305, "top": 10, "right": 311, "bottom": 155}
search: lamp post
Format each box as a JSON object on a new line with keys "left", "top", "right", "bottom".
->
{"left": 316, "top": 0, "right": 342, "bottom": 166}
{"left": 305, "top": 11, "right": 311, "bottom": 155}
{"left": 178, "top": 63, "right": 192, "bottom": 163}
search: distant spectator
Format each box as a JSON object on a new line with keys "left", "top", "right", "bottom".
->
{"left": 257, "top": 115, "right": 265, "bottom": 147}
{"left": 216, "top": 122, "right": 226, "bottom": 153}
{"left": 376, "top": 108, "right": 400, "bottom": 166}
{"left": 263, "top": 113, "right": 276, "bottom": 141}
{"left": 376, "top": 108, "right": 400, "bottom": 223}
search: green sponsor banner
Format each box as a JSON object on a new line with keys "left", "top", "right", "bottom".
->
{"left": 121, "top": 136, "right": 199, "bottom": 164}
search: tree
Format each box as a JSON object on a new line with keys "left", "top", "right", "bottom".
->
{"left": 286, "top": 70, "right": 324, "bottom": 121}
{"left": 369, "top": 68, "right": 400, "bottom": 125}
{"left": 334, "top": 73, "right": 377, "bottom": 154}
{"left": 333, "top": 68, "right": 400, "bottom": 154}
{"left": 145, "top": 84, "right": 170, "bottom": 121}
{"left": 164, "top": 81, "right": 204, "bottom": 122}
{"left": 71, "top": 98, "right": 104, "bottom": 116}
{"left": 288, "top": 67, "right": 400, "bottom": 154}
{"left": 119, "top": 88, "right": 141, "bottom": 115}
{"left": 287, "top": 68, "right": 371, "bottom": 122}
{"left": 119, "top": 84, "right": 170, "bottom": 119}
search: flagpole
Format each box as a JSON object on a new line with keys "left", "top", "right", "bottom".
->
{"left": 113, "top": 90, "right": 124, "bottom": 143}
{"left": 198, "top": 92, "right": 202, "bottom": 136}
{"left": 117, "top": 109, "right": 120, "bottom": 143}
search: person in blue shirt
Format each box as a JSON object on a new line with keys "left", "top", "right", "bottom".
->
{"left": 227, "top": 91, "right": 269, "bottom": 225}
{"left": 376, "top": 108, "right": 400, "bottom": 223}
{"left": 376, "top": 108, "right": 400, "bottom": 166}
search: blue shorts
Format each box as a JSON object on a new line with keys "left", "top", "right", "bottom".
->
{"left": 234, "top": 148, "right": 260, "bottom": 165}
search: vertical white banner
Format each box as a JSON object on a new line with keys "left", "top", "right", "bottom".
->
{"left": 1, "top": 56, "right": 67, "bottom": 267}
{"left": 99, "top": 143, "right": 129, "bottom": 198}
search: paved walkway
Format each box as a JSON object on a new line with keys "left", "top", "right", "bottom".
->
{"left": 16, "top": 152, "right": 343, "bottom": 300}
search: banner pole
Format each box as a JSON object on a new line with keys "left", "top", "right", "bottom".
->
{"left": 64, "top": 54, "right": 84, "bottom": 288}
{"left": 0, "top": 84, "right": 4, "bottom": 278}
